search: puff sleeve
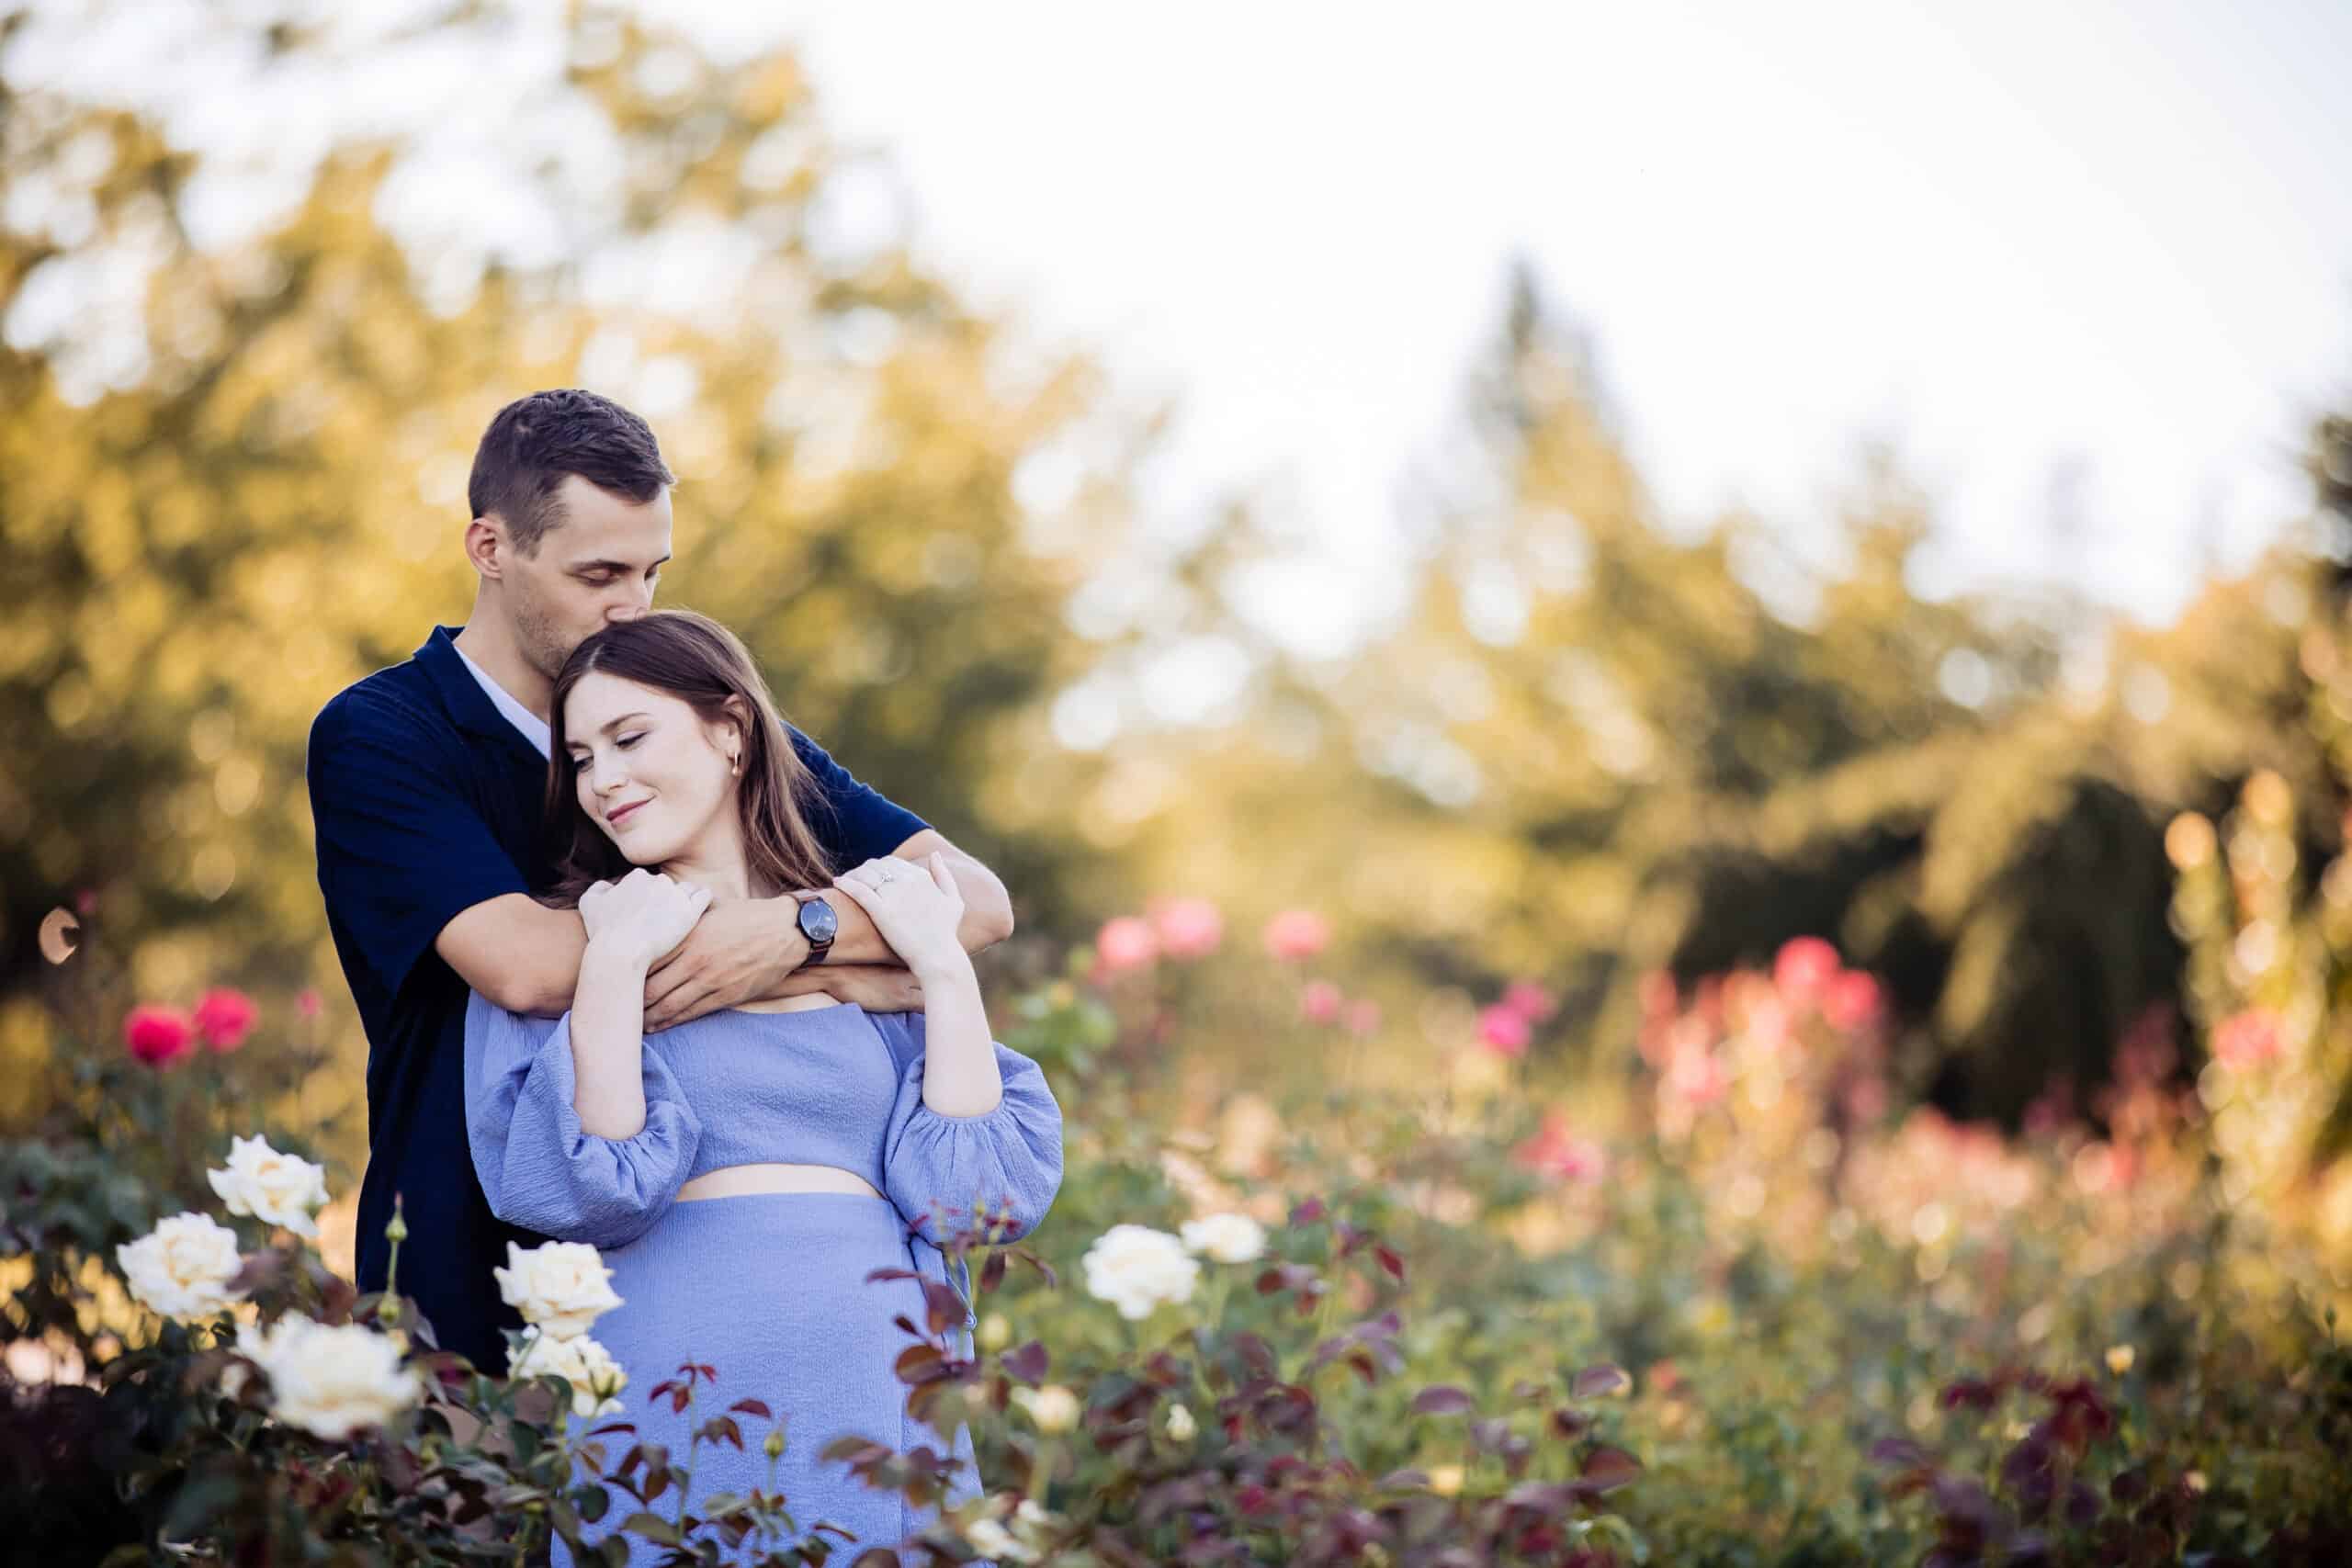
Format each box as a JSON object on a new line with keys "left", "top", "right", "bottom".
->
{"left": 872, "top": 1010, "right": 1065, "bottom": 1250}
{"left": 462, "top": 991, "right": 704, "bottom": 1251}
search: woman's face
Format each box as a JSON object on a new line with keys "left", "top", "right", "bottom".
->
{"left": 562, "top": 671, "right": 741, "bottom": 866}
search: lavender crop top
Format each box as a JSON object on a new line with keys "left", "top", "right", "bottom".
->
{"left": 461, "top": 995, "right": 1065, "bottom": 1333}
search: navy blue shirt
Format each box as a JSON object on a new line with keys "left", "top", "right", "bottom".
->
{"left": 305, "top": 625, "right": 928, "bottom": 1371}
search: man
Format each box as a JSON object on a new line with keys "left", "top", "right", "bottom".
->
{"left": 306, "top": 389, "right": 1012, "bottom": 1371}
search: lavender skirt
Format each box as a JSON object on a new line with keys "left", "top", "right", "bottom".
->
{"left": 559, "top": 1192, "right": 986, "bottom": 1568}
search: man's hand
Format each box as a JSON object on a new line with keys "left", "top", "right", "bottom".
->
{"left": 642, "top": 899, "right": 804, "bottom": 1032}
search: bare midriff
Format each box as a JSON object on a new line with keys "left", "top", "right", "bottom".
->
{"left": 675, "top": 1163, "right": 883, "bottom": 1201}
{"left": 670, "top": 994, "right": 883, "bottom": 1201}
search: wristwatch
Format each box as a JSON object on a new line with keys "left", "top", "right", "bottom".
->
{"left": 791, "top": 890, "right": 837, "bottom": 968}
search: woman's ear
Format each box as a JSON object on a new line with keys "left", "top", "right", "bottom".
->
{"left": 717, "top": 696, "right": 753, "bottom": 774}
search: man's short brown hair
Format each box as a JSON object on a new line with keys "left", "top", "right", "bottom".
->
{"left": 467, "top": 389, "right": 675, "bottom": 556}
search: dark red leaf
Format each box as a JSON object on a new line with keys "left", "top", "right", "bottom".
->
{"left": 1413, "top": 1385, "right": 1475, "bottom": 1416}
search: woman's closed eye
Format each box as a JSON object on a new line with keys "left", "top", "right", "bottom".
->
{"left": 571, "top": 734, "right": 646, "bottom": 771}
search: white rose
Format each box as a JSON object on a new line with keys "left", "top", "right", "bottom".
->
{"left": 117, "top": 1212, "right": 246, "bottom": 1321}
{"left": 1163, "top": 1401, "right": 1197, "bottom": 1441}
{"left": 1179, "top": 1212, "right": 1267, "bottom": 1264}
{"left": 237, "top": 1316, "right": 420, "bottom": 1440}
{"left": 206, "top": 1134, "right": 331, "bottom": 1238}
{"left": 964, "top": 1518, "right": 1036, "bottom": 1562}
{"left": 1010, "top": 1382, "right": 1081, "bottom": 1434}
{"left": 1080, "top": 1224, "right": 1199, "bottom": 1321}
{"left": 509, "top": 1328, "right": 629, "bottom": 1418}
{"left": 492, "top": 1240, "right": 623, "bottom": 1339}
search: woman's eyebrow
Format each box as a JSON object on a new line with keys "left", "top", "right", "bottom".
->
{"left": 568, "top": 712, "right": 652, "bottom": 750}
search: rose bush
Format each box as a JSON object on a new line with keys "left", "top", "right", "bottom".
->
{"left": 4, "top": 907, "right": 2349, "bottom": 1563}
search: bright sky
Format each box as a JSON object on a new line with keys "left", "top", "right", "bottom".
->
{"left": 763, "top": 0, "right": 2352, "bottom": 637}
{"left": 11, "top": 1, "right": 2351, "bottom": 655}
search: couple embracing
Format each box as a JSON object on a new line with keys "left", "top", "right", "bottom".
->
{"left": 304, "top": 389, "right": 1063, "bottom": 1559}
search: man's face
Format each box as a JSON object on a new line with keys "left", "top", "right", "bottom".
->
{"left": 500, "top": 474, "right": 674, "bottom": 682}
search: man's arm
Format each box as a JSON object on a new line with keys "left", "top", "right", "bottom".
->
{"left": 810, "top": 829, "right": 1015, "bottom": 963}
{"left": 309, "top": 693, "right": 546, "bottom": 1013}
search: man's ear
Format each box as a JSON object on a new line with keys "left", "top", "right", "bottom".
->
{"left": 463, "top": 515, "right": 508, "bottom": 581}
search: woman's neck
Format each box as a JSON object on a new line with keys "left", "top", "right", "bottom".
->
{"left": 659, "top": 822, "right": 777, "bottom": 903}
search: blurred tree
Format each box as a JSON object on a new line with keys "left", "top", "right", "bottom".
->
{"left": 1081, "top": 262, "right": 2340, "bottom": 1128}
{"left": 0, "top": 6, "right": 1136, "bottom": 1132}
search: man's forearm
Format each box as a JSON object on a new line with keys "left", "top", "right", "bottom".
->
{"left": 797, "top": 850, "right": 1012, "bottom": 969}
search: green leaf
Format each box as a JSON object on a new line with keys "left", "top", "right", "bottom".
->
{"left": 620, "top": 1512, "right": 683, "bottom": 1547}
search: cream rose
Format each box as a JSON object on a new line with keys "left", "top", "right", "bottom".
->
{"left": 117, "top": 1212, "right": 246, "bottom": 1321}
{"left": 236, "top": 1316, "right": 420, "bottom": 1439}
{"left": 1179, "top": 1211, "right": 1267, "bottom": 1264}
{"left": 206, "top": 1134, "right": 331, "bottom": 1238}
{"left": 1080, "top": 1223, "right": 1199, "bottom": 1320}
{"left": 1011, "top": 1382, "right": 1081, "bottom": 1434}
{"left": 1163, "top": 1401, "right": 1197, "bottom": 1441}
{"left": 509, "top": 1328, "right": 629, "bottom": 1418}
{"left": 964, "top": 1518, "right": 1035, "bottom": 1563}
{"left": 492, "top": 1240, "right": 623, "bottom": 1339}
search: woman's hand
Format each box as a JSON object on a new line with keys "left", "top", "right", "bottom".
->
{"left": 579, "top": 867, "right": 714, "bottom": 972}
{"left": 831, "top": 852, "right": 967, "bottom": 979}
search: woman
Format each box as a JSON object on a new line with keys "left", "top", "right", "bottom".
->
{"left": 460, "top": 609, "right": 1063, "bottom": 1564}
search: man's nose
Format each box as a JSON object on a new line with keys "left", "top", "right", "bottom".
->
{"left": 606, "top": 584, "right": 653, "bottom": 622}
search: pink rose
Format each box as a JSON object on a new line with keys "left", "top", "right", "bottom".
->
{"left": 1821, "top": 970, "right": 1883, "bottom": 1033}
{"left": 1639, "top": 969, "right": 1679, "bottom": 1020}
{"left": 1094, "top": 916, "right": 1159, "bottom": 974}
{"left": 1151, "top": 897, "right": 1223, "bottom": 961}
{"left": 1476, "top": 1004, "right": 1531, "bottom": 1058}
{"left": 2214, "top": 1010, "right": 2282, "bottom": 1071}
{"left": 1664, "top": 1041, "right": 1726, "bottom": 1105}
{"left": 1301, "top": 981, "right": 1344, "bottom": 1025}
{"left": 1262, "top": 909, "right": 1331, "bottom": 963}
{"left": 296, "top": 989, "right": 322, "bottom": 1020}
{"left": 1500, "top": 980, "right": 1557, "bottom": 1023}
{"left": 1343, "top": 999, "right": 1382, "bottom": 1038}
{"left": 193, "top": 987, "right": 259, "bottom": 1053}
{"left": 1514, "top": 1112, "right": 1606, "bottom": 1183}
{"left": 124, "top": 1005, "right": 196, "bottom": 1068}
{"left": 1773, "top": 936, "right": 1841, "bottom": 1000}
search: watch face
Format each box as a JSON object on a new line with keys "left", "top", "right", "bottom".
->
{"left": 799, "top": 897, "right": 838, "bottom": 944}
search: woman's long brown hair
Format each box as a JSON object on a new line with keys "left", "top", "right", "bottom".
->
{"left": 538, "top": 609, "right": 841, "bottom": 908}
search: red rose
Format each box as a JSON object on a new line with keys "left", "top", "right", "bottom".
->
{"left": 193, "top": 987, "right": 259, "bottom": 1052}
{"left": 124, "top": 1005, "right": 196, "bottom": 1067}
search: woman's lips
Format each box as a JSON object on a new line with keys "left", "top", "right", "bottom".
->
{"left": 607, "top": 799, "right": 649, "bottom": 828}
